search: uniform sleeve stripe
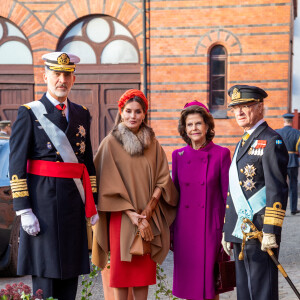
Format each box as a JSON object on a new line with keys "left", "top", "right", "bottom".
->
{"left": 296, "top": 136, "right": 300, "bottom": 153}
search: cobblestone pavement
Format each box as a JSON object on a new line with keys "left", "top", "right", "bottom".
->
{"left": 1, "top": 198, "right": 300, "bottom": 300}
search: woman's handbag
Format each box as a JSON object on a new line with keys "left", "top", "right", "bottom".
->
{"left": 214, "top": 247, "right": 236, "bottom": 294}
{"left": 130, "top": 231, "right": 151, "bottom": 255}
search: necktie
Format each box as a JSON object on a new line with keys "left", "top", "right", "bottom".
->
{"left": 55, "top": 103, "right": 68, "bottom": 131}
{"left": 55, "top": 104, "right": 66, "bottom": 117}
{"left": 241, "top": 132, "right": 250, "bottom": 147}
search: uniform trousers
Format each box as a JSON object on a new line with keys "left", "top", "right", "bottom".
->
{"left": 32, "top": 276, "right": 78, "bottom": 300}
{"left": 287, "top": 167, "right": 299, "bottom": 213}
{"left": 233, "top": 242, "right": 278, "bottom": 300}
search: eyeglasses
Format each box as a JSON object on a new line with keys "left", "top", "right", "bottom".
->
{"left": 229, "top": 102, "right": 259, "bottom": 113}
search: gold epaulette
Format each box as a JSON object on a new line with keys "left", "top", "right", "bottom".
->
{"left": 10, "top": 175, "right": 29, "bottom": 198}
{"left": 22, "top": 104, "right": 31, "bottom": 109}
{"left": 82, "top": 105, "right": 87, "bottom": 110}
{"left": 264, "top": 202, "right": 285, "bottom": 227}
{"left": 90, "top": 175, "right": 97, "bottom": 193}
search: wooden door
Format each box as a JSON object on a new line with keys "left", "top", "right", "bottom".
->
{"left": 68, "top": 84, "right": 99, "bottom": 153}
{"left": 0, "top": 84, "right": 34, "bottom": 124}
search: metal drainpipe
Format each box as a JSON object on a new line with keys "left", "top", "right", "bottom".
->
{"left": 142, "top": 0, "right": 147, "bottom": 99}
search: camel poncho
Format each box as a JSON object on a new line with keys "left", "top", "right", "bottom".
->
{"left": 92, "top": 123, "right": 178, "bottom": 268}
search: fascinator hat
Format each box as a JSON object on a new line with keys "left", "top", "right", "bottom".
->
{"left": 183, "top": 100, "right": 210, "bottom": 113}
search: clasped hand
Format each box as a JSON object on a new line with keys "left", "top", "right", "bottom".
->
{"left": 126, "top": 210, "right": 154, "bottom": 242}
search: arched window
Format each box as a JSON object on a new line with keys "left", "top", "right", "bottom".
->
{"left": 0, "top": 18, "right": 33, "bottom": 124}
{"left": 57, "top": 15, "right": 141, "bottom": 152}
{"left": 58, "top": 15, "right": 139, "bottom": 65}
{"left": 0, "top": 18, "right": 32, "bottom": 64}
{"left": 209, "top": 45, "right": 227, "bottom": 118}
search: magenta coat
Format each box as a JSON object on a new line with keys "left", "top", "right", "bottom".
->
{"left": 172, "top": 142, "right": 231, "bottom": 300}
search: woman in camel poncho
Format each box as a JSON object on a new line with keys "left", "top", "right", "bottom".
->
{"left": 92, "top": 89, "right": 178, "bottom": 300}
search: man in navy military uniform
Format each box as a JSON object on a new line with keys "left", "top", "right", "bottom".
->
{"left": 222, "top": 85, "right": 289, "bottom": 300}
{"left": 9, "top": 52, "right": 99, "bottom": 299}
{"left": 276, "top": 113, "right": 300, "bottom": 215}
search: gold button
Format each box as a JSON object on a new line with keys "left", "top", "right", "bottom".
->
{"left": 76, "top": 133, "right": 79, "bottom": 137}
{"left": 76, "top": 143, "right": 80, "bottom": 146}
{"left": 227, "top": 192, "right": 230, "bottom": 196}
{"left": 226, "top": 204, "right": 229, "bottom": 209}
{"left": 75, "top": 152, "right": 78, "bottom": 155}
{"left": 56, "top": 161, "right": 60, "bottom": 163}
{"left": 239, "top": 181, "right": 242, "bottom": 186}
{"left": 56, "top": 151, "right": 60, "bottom": 155}
{"left": 240, "top": 169, "right": 244, "bottom": 173}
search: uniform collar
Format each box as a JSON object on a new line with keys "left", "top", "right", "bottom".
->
{"left": 245, "top": 118, "right": 265, "bottom": 136}
{"left": 46, "top": 91, "right": 68, "bottom": 108}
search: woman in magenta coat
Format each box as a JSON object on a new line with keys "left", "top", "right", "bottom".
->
{"left": 172, "top": 101, "right": 231, "bottom": 300}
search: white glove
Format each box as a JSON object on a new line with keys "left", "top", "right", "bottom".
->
{"left": 90, "top": 212, "right": 99, "bottom": 226}
{"left": 19, "top": 209, "right": 40, "bottom": 236}
{"left": 221, "top": 232, "right": 232, "bottom": 256}
{"left": 261, "top": 232, "right": 278, "bottom": 252}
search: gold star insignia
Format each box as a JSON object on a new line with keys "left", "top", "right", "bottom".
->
{"left": 244, "top": 164, "right": 256, "bottom": 177}
{"left": 78, "top": 125, "right": 86, "bottom": 137}
{"left": 79, "top": 141, "right": 86, "bottom": 154}
{"left": 243, "top": 178, "right": 256, "bottom": 191}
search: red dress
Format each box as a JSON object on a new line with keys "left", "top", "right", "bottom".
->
{"left": 109, "top": 212, "right": 156, "bottom": 287}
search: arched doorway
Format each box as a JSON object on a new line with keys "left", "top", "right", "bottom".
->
{"left": 57, "top": 15, "right": 141, "bottom": 152}
{"left": 0, "top": 17, "right": 34, "bottom": 124}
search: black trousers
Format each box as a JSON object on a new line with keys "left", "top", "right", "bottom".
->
{"left": 32, "top": 276, "right": 78, "bottom": 300}
{"left": 287, "top": 167, "right": 298, "bottom": 213}
{"left": 233, "top": 242, "right": 278, "bottom": 300}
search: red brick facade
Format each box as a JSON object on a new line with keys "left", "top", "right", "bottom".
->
{"left": 0, "top": 0, "right": 297, "bottom": 161}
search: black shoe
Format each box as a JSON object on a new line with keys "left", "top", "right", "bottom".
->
{"left": 291, "top": 210, "right": 300, "bottom": 215}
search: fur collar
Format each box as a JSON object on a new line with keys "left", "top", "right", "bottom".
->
{"left": 112, "top": 123, "right": 155, "bottom": 156}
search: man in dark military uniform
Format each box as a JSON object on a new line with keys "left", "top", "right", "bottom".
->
{"left": 9, "top": 52, "right": 99, "bottom": 300}
{"left": 276, "top": 113, "right": 300, "bottom": 215}
{"left": 222, "top": 85, "right": 289, "bottom": 300}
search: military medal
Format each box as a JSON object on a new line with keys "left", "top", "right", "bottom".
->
{"left": 250, "top": 140, "right": 267, "bottom": 156}
{"left": 243, "top": 178, "right": 256, "bottom": 191}
{"left": 244, "top": 164, "right": 256, "bottom": 177}
{"left": 78, "top": 125, "right": 86, "bottom": 137}
{"left": 79, "top": 141, "right": 86, "bottom": 154}
{"left": 47, "top": 142, "right": 52, "bottom": 149}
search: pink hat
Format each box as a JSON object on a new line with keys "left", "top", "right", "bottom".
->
{"left": 183, "top": 100, "right": 210, "bottom": 113}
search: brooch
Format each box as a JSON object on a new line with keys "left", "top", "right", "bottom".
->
{"left": 178, "top": 151, "right": 184, "bottom": 156}
{"left": 78, "top": 125, "right": 86, "bottom": 137}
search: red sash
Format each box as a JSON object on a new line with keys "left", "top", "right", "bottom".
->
{"left": 27, "top": 159, "right": 97, "bottom": 218}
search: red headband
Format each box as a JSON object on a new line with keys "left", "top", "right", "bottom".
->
{"left": 183, "top": 100, "right": 210, "bottom": 113}
{"left": 118, "top": 89, "right": 148, "bottom": 114}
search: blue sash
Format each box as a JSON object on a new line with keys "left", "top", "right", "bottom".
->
{"left": 27, "top": 101, "right": 85, "bottom": 204}
{"left": 229, "top": 142, "right": 266, "bottom": 239}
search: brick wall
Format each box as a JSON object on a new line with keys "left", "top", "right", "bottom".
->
{"left": 0, "top": 0, "right": 295, "bottom": 162}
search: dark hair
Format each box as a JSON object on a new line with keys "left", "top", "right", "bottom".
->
{"left": 113, "top": 96, "right": 148, "bottom": 129}
{"left": 178, "top": 106, "right": 215, "bottom": 145}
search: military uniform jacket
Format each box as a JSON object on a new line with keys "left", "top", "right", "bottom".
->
{"left": 223, "top": 122, "right": 289, "bottom": 244}
{"left": 9, "top": 94, "right": 97, "bottom": 279}
{"left": 276, "top": 125, "right": 300, "bottom": 168}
